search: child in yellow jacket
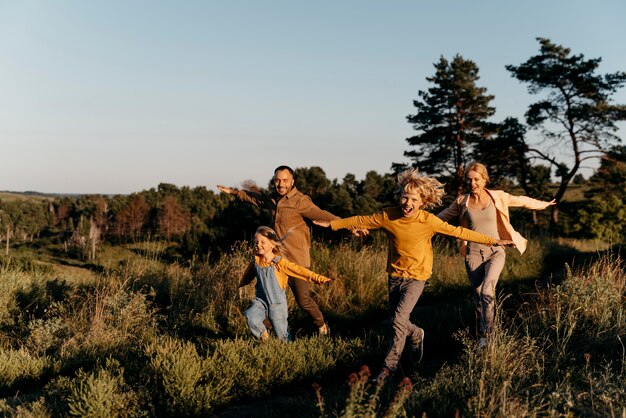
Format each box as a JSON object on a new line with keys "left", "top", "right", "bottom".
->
{"left": 239, "top": 226, "right": 333, "bottom": 341}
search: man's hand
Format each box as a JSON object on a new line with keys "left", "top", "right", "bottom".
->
{"left": 217, "top": 185, "right": 236, "bottom": 195}
{"left": 313, "top": 220, "right": 331, "bottom": 228}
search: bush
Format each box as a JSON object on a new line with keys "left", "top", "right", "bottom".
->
{"left": 0, "top": 347, "right": 54, "bottom": 391}
{"left": 67, "top": 358, "right": 143, "bottom": 417}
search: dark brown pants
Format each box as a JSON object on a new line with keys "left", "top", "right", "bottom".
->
{"left": 288, "top": 276, "right": 325, "bottom": 328}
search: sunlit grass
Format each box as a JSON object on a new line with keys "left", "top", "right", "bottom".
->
{"left": 0, "top": 236, "right": 623, "bottom": 416}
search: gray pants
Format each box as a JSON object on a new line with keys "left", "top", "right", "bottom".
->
{"left": 465, "top": 246, "right": 506, "bottom": 336}
{"left": 384, "top": 276, "right": 426, "bottom": 372}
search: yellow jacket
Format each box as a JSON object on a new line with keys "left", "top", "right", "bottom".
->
{"left": 331, "top": 207, "right": 496, "bottom": 281}
{"left": 239, "top": 255, "right": 331, "bottom": 289}
{"left": 437, "top": 189, "right": 553, "bottom": 255}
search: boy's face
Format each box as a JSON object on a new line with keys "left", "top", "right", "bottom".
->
{"left": 400, "top": 191, "right": 423, "bottom": 218}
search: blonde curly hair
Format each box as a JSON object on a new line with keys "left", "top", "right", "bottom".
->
{"left": 396, "top": 168, "right": 445, "bottom": 210}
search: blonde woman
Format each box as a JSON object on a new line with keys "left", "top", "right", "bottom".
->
{"left": 315, "top": 168, "right": 512, "bottom": 380}
{"left": 438, "top": 162, "right": 555, "bottom": 348}
{"left": 239, "top": 226, "right": 333, "bottom": 342}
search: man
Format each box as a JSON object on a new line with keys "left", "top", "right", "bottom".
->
{"left": 218, "top": 165, "right": 353, "bottom": 335}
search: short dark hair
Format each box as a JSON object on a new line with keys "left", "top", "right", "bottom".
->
{"left": 274, "top": 165, "right": 294, "bottom": 176}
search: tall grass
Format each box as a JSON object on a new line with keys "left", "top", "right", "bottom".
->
{"left": 406, "top": 252, "right": 626, "bottom": 417}
{"left": 1, "top": 236, "right": 624, "bottom": 416}
{"left": 311, "top": 240, "right": 388, "bottom": 317}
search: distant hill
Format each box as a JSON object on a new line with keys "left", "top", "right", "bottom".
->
{"left": 0, "top": 191, "right": 59, "bottom": 202}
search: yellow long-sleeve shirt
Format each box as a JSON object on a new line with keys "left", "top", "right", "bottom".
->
{"left": 331, "top": 207, "right": 497, "bottom": 280}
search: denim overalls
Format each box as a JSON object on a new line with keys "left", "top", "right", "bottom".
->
{"left": 244, "top": 256, "right": 290, "bottom": 341}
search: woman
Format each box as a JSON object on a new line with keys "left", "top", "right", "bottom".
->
{"left": 437, "top": 163, "right": 555, "bottom": 348}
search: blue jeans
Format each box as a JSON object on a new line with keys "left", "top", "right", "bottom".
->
{"left": 245, "top": 299, "right": 290, "bottom": 341}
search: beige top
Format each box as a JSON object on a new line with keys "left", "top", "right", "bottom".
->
{"left": 438, "top": 189, "right": 554, "bottom": 254}
{"left": 466, "top": 200, "right": 500, "bottom": 252}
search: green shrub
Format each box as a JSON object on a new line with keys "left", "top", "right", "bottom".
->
{"left": 0, "top": 267, "right": 35, "bottom": 327}
{"left": 0, "top": 397, "right": 51, "bottom": 418}
{"left": 146, "top": 336, "right": 232, "bottom": 416}
{"left": 0, "top": 347, "right": 53, "bottom": 390}
{"left": 67, "top": 358, "right": 143, "bottom": 417}
{"left": 26, "top": 316, "right": 69, "bottom": 356}
{"left": 146, "top": 334, "right": 373, "bottom": 415}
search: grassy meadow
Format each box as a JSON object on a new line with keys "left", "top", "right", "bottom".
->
{"left": 0, "top": 233, "right": 624, "bottom": 417}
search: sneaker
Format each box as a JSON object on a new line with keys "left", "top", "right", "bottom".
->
{"left": 259, "top": 330, "right": 270, "bottom": 342}
{"left": 318, "top": 323, "right": 330, "bottom": 336}
{"left": 478, "top": 337, "right": 488, "bottom": 349}
{"left": 410, "top": 327, "right": 425, "bottom": 363}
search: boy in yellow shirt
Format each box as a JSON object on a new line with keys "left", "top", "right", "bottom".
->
{"left": 314, "top": 168, "right": 512, "bottom": 380}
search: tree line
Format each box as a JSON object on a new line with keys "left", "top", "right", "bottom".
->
{"left": 1, "top": 150, "right": 624, "bottom": 262}
{"left": 0, "top": 169, "right": 398, "bottom": 260}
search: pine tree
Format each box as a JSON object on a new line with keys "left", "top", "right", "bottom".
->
{"left": 404, "top": 54, "right": 496, "bottom": 195}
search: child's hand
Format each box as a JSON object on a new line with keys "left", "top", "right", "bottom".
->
{"left": 313, "top": 220, "right": 331, "bottom": 228}
{"left": 350, "top": 228, "right": 369, "bottom": 237}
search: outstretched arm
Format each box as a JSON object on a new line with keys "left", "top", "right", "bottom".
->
{"left": 311, "top": 216, "right": 368, "bottom": 236}
{"left": 217, "top": 185, "right": 237, "bottom": 195}
{"left": 216, "top": 184, "right": 266, "bottom": 207}
{"left": 313, "top": 220, "right": 331, "bottom": 228}
{"left": 507, "top": 193, "right": 557, "bottom": 210}
{"left": 279, "top": 259, "right": 335, "bottom": 284}
{"left": 437, "top": 199, "right": 462, "bottom": 223}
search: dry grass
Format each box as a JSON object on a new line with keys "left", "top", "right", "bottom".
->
{"left": 0, "top": 237, "right": 624, "bottom": 416}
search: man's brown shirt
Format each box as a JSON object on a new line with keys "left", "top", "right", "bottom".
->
{"left": 235, "top": 187, "right": 338, "bottom": 267}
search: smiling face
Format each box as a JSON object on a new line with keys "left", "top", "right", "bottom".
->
{"left": 400, "top": 190, "right": 423, "bottom": 218}
{"left": 466, "top": 170, "right": 487, "bottom": 195}
{"left": 254, "top": 233, "right": 276, "bottom": 259}
{"left": 274, "top": 169, "right": 295, "bottom": 197}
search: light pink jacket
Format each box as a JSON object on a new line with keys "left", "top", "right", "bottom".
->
{"left": 437, "top": 189, "right": 553, "bottom": 255}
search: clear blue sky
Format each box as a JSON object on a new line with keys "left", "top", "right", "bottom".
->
{"left": 1, "top": 1, "right": 625, "bottom": 194}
